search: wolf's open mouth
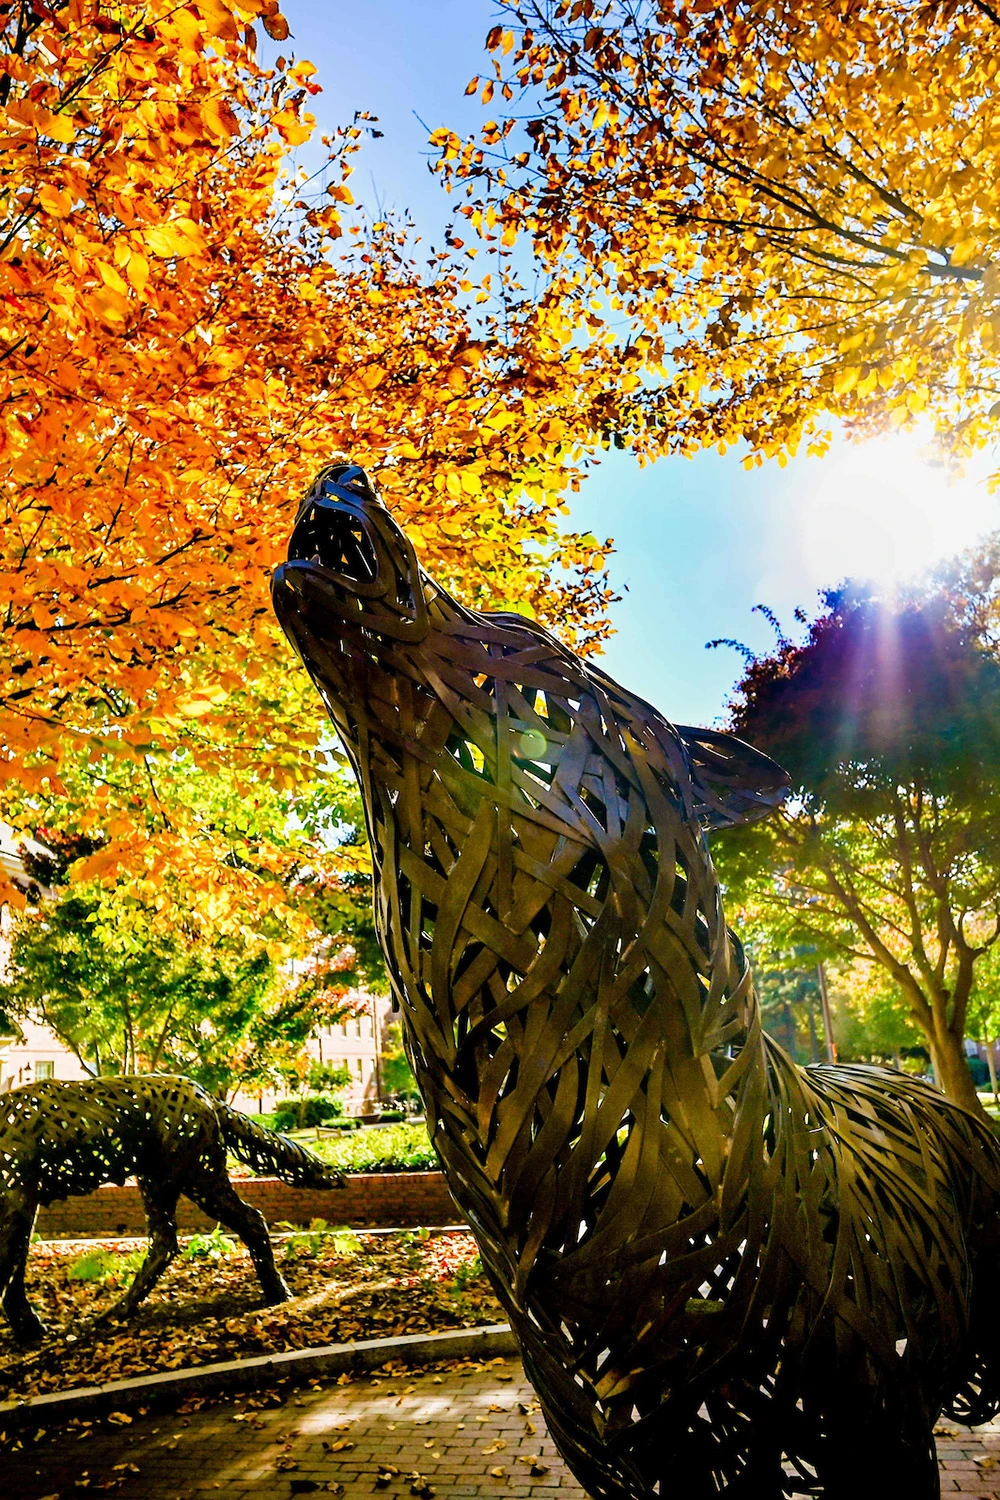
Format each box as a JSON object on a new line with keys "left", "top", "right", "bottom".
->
{"left": 288, "top": 499, "right": 379, "bottom": 585}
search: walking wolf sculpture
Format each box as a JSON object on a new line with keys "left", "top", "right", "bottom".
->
{"left": 0, "top": 1075, "right": 343, "bottom": 1344}
{"left": 272, "top": 463, "right": 1000, "bottom": 1499}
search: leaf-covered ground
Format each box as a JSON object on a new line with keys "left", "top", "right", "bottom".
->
{"left": 0, "top": 1230, "right": 502, "bottom": 1404}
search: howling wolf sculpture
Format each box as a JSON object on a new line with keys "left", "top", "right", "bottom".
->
{"left": 272, "top": 462, "right": 1000, "bottom": 1499}
{"left": 0, "top": 1075, "right": 343, "bottom": 1344}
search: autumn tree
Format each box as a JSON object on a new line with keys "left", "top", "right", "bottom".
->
{"left": 0, "top": 0, "right": 626, "bottom": 925}
{"left": 1, "top": 829, "right": 358, "bottom": 1093}
{"left": 440, "top": 1, "right": 1000, "bottom": 469}
{"left": 714, "top": 584, "right": 1000, "bottom": 1116}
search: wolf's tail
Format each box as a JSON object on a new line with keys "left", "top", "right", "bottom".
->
{"left": 218, "top": 1104, "right": 345, "bottom": 1189}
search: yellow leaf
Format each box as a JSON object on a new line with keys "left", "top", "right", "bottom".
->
{"left": 125, "top": 252, "right": 149, "bottom": 293}
{"left": 89, "top": 287, "right": 129, "bottom": 325}
{"left": 194, "top": 0, "right": 239, "bottom": 38}
{"left": 951, "top": 237, "right": 979, "bottom": 266}
{"left": 38, "top": 184, "right": 72, "bottom": 218}
{"left": 168, "top": 7, "right": 204, "bottom": 51}
{"left": 44, "top": 112, "right": 76, "bottom": 145}
{"left": 833, "top": 366, "right": 859, "bottom": 395}
{"left": 142, "top": 219, "right": 207, "bottom": 259}
{"left": 202, "top": 97, "right": 240, "bottom": 138}
{"left": 97, "top": 260, "right": 129, "bottom": 297}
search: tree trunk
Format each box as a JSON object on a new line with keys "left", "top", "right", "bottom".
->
{"left": 932, "top": 1025, "right": 988, "bottom": 1119}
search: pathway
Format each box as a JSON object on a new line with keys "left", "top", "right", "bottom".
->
{"left": 3, "top": 1360, "right": 999, "bottom": 1497}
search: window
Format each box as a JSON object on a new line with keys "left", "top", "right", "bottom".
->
{"left": 35, "top": 1061, "right": 54, "bottom": 1080}
{"left": 362, "top": 1014, "right": 373, "bottom": 1038}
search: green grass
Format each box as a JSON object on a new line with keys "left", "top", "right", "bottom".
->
{"left": 304, "top": 1120, "right": 438, "bottom": 1174}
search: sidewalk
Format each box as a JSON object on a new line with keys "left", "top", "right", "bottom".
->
{"left": 3, "top": 1359, "right": 999, "bottom": 1498}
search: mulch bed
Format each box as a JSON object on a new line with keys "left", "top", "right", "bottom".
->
{"left": 0, "top": 1230, "right": 503, "bottom": 1404}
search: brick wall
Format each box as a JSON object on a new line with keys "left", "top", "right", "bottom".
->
{"left": 34, "top": 1171, "right": 461, "bottom": 1238}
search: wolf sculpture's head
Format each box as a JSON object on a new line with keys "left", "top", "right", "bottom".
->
{"left": 271, "top": 461, "right": 789, "bottom": 835}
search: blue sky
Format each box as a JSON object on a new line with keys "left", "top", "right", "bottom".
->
{"left": 280, "top": 1, "right": 999, "bottom": 728}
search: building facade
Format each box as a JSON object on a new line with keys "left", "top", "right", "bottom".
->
{"left": 0, "top": 988, "right": 396, "bottom": 1114}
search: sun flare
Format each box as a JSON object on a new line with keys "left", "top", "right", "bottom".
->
{"left": 793, "top": 435, "right": 998, "bottom": 590}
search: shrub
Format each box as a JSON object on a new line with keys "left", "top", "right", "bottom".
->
{"left": 66, "top": 1247, "right": 144, "bottom": 1285}
{"left": 282, "top": 1220, "right": 363, "bottom": 1261}
{"left": 273, "top": 1093, "right": 345, "bottom": 1132}
{"left": 968, "top": 1056, "right": 991, "bottom": 1089}
{"left": 66, "top": 1248, "right": 118, "bottom": 1283}
{"left": 307, "top": 1121, "right": 438, "bottom": 1174}
{"left": 450, "top": 1252, "right": 484, "bottom": 1296}
{"left": 182, "top": 1227, "right": 237, "bottom": 1260}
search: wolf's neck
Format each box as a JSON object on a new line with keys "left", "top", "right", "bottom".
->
{"left": 348, "top": 603, "right": 758, "bottom": 1173}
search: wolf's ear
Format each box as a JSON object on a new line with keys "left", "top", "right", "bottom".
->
{"left": 676, "top": 726, "right": 791, "bottom": 830}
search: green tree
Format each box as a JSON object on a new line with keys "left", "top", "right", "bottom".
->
{"left": 2, "top": 831, "right": 356, "bottom": 1096}
{"left": 750, "top": 950, "right": 823, "bottom": 1065}
{"left": 715, "top": 583, "right": 1000, "bottom": 1117}
{"left": 828, "top": 966, "right": 925, "bottom": 1071}
{"left": 380, "top": 1023, "right": 420, "bottom": 1106}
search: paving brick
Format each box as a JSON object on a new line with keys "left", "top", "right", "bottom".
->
{"left": 5, "top": 1362, "right": 1000, "bottom": 1499}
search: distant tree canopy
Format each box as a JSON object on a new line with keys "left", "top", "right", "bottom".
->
{"left": 2, "top": 831, "right": 362, "bottom": 1095}
{"left": 750, "top": 951, "right": 823, "bottom": 1066}
{"left": 442, "top": 1, "right": 1000, "bottom": 468}
{"left": 714, "top": 580, "right": 1000, "bottom": 1116}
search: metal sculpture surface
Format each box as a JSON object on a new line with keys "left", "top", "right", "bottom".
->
{"left": 0, "top": 1075, "right": 343, "bottom": 1344}
{"left": 272, "top": 462, "right": 1000, "bottom": 1499}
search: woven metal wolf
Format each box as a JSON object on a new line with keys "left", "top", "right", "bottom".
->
{"left": 0, "top": 1075, "right": 343, "bottom": 1344}
{"left": 272, "top": 462, "right": 1000, "bottom": 1499}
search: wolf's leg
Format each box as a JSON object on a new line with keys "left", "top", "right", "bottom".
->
{"left": 188, "top": 1169, "right": 290, "bottom": 1305}
{"left": 0, "top": 1202, "right": 45, "bottom": 1345}
{"left": 104, "top": 1182, "right": 180, "bottom": 1320}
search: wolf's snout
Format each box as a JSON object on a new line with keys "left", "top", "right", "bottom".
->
{"left": 288, "top": 500, "right": 380, "bottom": 585}
{"left": 273, "top": 459, "right": 430, "bottom": 647}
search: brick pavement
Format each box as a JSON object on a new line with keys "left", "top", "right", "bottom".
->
{"left": 4, "top": 1361, "right": 1000, "bottom": 1498}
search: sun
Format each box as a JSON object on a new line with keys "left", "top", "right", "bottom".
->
{"left": 792, "top": 434, "right": 998, "bottom": 589}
